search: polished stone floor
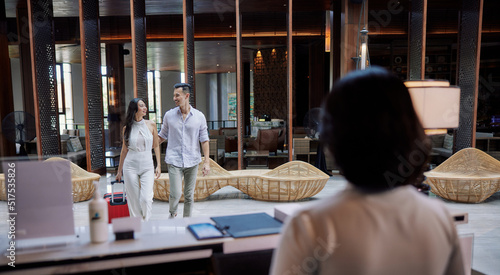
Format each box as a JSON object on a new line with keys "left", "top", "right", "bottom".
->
{"left": 1, "top": 173, "right": 498, "bottom": 274}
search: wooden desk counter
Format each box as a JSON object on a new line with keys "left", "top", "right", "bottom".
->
{"left": 0, "top": 215, "right": 280, "bottom": 274}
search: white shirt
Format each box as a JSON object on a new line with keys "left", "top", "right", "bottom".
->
{"left": 270, "top": 185, "right": 464, "bottom": 275}
{"left": 158, "top": 105, "right": 209, "bottom": 168}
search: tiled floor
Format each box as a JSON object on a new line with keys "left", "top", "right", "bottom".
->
{"left": 1, "top": 173, "right": 499, "bottom": 274}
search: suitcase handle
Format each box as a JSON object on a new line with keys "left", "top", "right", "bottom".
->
{"left": 110, "top": 180, "right": 126, "bottom": 204}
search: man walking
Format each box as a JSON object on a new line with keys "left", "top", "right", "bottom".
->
{"left": 158, "top": 83, "right": 210, "bottom": 218}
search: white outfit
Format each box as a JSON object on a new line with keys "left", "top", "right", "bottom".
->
{"left": 122, "top": 119, "right": 154, "bottom": 221}
{"left": 270, "top": 185, "right": 464, "bottom": 275}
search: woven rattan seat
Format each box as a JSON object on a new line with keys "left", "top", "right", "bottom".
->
{"left": 154, "top": 158, "right": 329, "bottom": 202}
{"left": 424, "top": 148, "right": 500, "bottom": 203}
{"left": 0, "top": 157, "right": 99, "bottom": 202}
{"left": 0, "top": 174, "right": 5, "bottom": 201}
{"left": 45, "top": 157, "right": 99, "bottom": 202}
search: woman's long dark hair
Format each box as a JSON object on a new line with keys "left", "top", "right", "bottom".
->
{"left": 123, "top": 98, "right": 143, "bottom": 147}
{"left": 321, "top": 67, "right": 430, "bottom": 193}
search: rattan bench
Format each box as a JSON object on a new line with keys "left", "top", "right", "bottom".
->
{"left": 424, "top": 148, "right": 500, "bottom": 203}
{"left": 154, "top": 158, "right": 330, "bottom": 202}
{"left": 0, "top": 157, "right": 99, "bottom": 202}
{"left": 45, "top": 157, "right": 100, "bottom": 202}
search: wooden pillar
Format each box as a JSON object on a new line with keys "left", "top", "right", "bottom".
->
{"left": 236, "top": 0, "right": 243, "bottom": 169}
{"left": 340, "top": 0, "right": 368, "bottom": 75}
{"left": 455, "top": 0, "right": 483, "bottom": 151}
{"left": 28, "top": 0, "right": 60, "bottom": 156}
{"left": 17, "top": 7, "right": 35, "bottom": 118}
{"left": 330, "top": 2, "right": 342, "bottom": 88}
{"left": 183, "top": 0, "right": 196, "bottom": 107}
{"left": 287, "top": 0, "right": 293, "bottom": 161}
{"left": 130, "top": 0, "right": 148, "bottom": 105}
{"left": 243, "top": 62, "right": 251, "bottom": 136}
{"left": 407, "top": 0, "right": 427, "bottom": 80}
{"left": 80, "top": 0, "right": 106, "bottom": 174}
{"left": 0, "top": 1, "right": 16, "bottom": 157}
{"left": 106, "top": 44, "right": 126, "bottom": 149}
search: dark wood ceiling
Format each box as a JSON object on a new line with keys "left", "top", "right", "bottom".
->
{"left": 4, "top": 0, "right": 500, "bottom": 73}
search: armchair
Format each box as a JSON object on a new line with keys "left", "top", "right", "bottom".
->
{"left": 250, "top": 129, "right": 279, "bottom": 153}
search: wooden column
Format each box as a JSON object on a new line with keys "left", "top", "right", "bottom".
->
{"left": 0, "top": 1, "right": 16, "bottom": 157}
{"left": 235, "top": 0, "right": 244, "bottom": 170}
{"left": 28, "top": 0, "right": 60, "bottom": 156}
{"left": 243, "top": 62, "right": 251, "bottom": 136}
{"left": 236, "top": 0, "right": 243, "bottom": 169}
{"left": 106, "top": 44, "right": 126, "bottom": 149}
{"left": 455, "top": 0, "right": 483, "bottom": 151}
{"left": 287, "top": 0, "right": 293, "bottom": 161}
{"left": 17, "top": 7, "right": 35, "bottom": 118}
{"left": 330, "top": 2, "right": 342, "bottom": 88}
{"left": 407, "top": 0, "right": 427, "bottom": 80}
{"left": 340, "top": 0, "right": 368, "bottom": 75}
{"left": 131, "top": 0, "right": 148, "bottom": 105}
{"left": 79, "top": 0, "right": 105, "bottom": 174}
{"left": 183, "top": 0, "right": 196, "bottom": 107}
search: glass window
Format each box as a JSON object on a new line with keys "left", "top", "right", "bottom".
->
{"left": 63, "top": 64, "right": 73, "bottom": 126}
{"left": 148, "top": 71, "right": 161, "bottom": 124}
{"left": 56, "top": 63, "right": 73, "bottom": 132}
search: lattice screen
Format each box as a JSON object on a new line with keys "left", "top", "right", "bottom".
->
{"left": 132, "top": 0, "right": 148, "bottom": 106}
{"left": 81, "top": 0, "right": 105, "bottom": 171}
{"left": 185, "top": 0, "right": 196, "bottom": 107}
{"left": 455, "top": 0, "right": 482, "bottom": 151}
{"left": 253, "top": 48, "right": 294, "bottom": 120}
{"left": 408, "top": 0, "right": 426, "bottom": 80}
{"left": 30, "top": 0, "right": 60, "bottom": 155}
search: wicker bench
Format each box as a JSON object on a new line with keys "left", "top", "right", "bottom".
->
{"left": 44, "top": 157, "right": 100, "bottom": 202}
{"left": 424, "top": 148, "right": 500, "bottom": 203}
{"left": 154, "top": 158, "right": 329, "bottom": 202}
{"left": 0, "top": 157, "right": 99, "bottom": 202}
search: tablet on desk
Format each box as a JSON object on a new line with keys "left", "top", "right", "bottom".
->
{"left": 187, "top": 223, "right": 227, "bottom": 240}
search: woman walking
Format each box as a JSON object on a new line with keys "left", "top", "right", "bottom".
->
{"left": 116, "top": 98, "right": 161, "bottom": 221}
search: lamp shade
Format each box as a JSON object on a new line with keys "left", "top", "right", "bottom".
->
{"left": 404, "top": 80, "right": 460, "bottom": 130}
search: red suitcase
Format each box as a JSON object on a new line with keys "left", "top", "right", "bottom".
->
{"left": 104, "top": 180, "right": 130, "bottom": 223}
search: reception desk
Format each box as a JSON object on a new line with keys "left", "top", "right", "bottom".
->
{"left": 0, "top": 215, "right": 280, "bottom": 274}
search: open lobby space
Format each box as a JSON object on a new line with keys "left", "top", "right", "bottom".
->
{"left": 1, "top": 174, "right": 500, "bottom": 274}
{"left": 1, "top": 0, "right": 500, "bottom": 274}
